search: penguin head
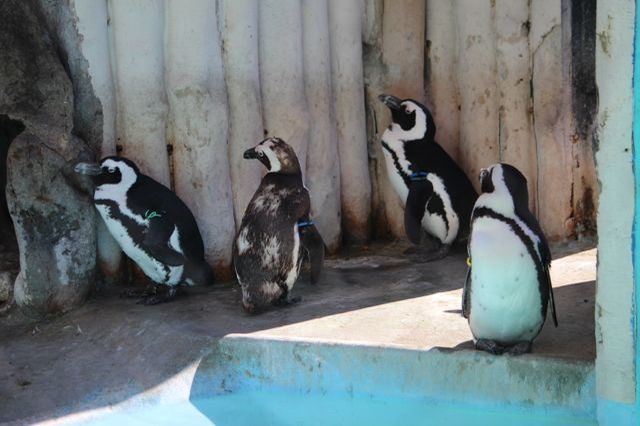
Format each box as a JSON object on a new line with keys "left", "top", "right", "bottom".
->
{"left": 378, "top": 94, "right": 436, "bottom": 141}
{"left": 75, "top": 156, "right": 141, "bottom": 188}
{"left": 243, "top": 138, "right": 301, "bottom": 174}
{"left": 479, "top": 163, "right": 529, "bottom": 210}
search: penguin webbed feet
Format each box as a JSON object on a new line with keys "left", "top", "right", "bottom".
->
{"left": 475, "top": 339, "right": 505, "bottom": 355}
{"left": 506, "top": 341, "right": 532, "bottom": 355}
{"left": 273, "top": 292, "right": 301, "bottom": 308}
{"left": 120, "top": 283, "right": 157, "bottom": 299}
{"left": 120, "top": 284, "right": 180, "bottom": 305}
{"left": 475, "top": 339, "right": 532, "bottom": 356}
{"left": 135, "top": 286, "right": 180, "bottom": 305}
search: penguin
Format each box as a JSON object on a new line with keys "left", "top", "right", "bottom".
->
{"left": 378, "top": 94, "right": 477, "bottom": 261}
{"left": 462, "top": 163, "right": 558, "bottom": 355}
{"left": 233, "top": 137, "right": 325, "bottom": 314}
{"left": 74, "top": 156, "right": 213, "bottom": 304}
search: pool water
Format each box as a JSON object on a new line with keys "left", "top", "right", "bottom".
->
{"left": 81, "top": 390, "right": 595, "bottom": 426}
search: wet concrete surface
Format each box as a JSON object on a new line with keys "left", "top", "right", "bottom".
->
{"left": 0, "top": 239, "right": 596, "bottom": 424}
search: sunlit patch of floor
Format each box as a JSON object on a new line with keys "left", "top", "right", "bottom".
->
{"left": 247, "top": 246, "right": 596, "bottom": 359}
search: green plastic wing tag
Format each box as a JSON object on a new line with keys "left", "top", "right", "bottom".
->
{"left": 144, "top": 210, "right": 162, "bottom": 220}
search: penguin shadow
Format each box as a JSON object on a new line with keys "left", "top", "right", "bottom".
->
{"left": 446, "top": 279, "right": 596, "bottom": 359}
{"left": 202, "top": 250, "right": 469, "bottom": 336}
{"left": 0, "top": 243, "right": 595, "bottom": 424}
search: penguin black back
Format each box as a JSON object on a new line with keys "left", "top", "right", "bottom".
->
{"left": 379, "top": 94, "right": 477, "bottom": 250}
{"left": 479, "top": 163, "right": 552, "bottom": 267}
{"left": 75, "top": 156, "right": 213, "bottom": 293}
{"left": 404, "top": 136, "right": 477, "bottom": 237}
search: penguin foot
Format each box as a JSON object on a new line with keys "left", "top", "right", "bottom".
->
{"left": 475, "top": 339, "right": 505, "bottom": 355}
{"left": 120, "top": 284, "right": 156, "bottom": 299}
{"left": 506, "top": 341, "right": 532, "bottom": 356}
{"left": 136, "top": 287, "right": 179, "bottom": 305}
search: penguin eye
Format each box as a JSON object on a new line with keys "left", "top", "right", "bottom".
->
{"left": 404, "top": 107, "right": 412, "bottom": 114}
{"left": 108, "top": 167, "right": 116, "bottom": 174}
{"left": 258, "top": 151, "right": 265, "bottom": 158}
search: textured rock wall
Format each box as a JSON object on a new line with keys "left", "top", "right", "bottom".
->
{"left": 1, "top": 0, "right": 97, "bottom": 316}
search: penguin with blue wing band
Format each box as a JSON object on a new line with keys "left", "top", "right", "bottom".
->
{"left": 464, "top": 163, "right": 558, "bottom": 355}
{"left": 378, "top": 94, "right": 477, "bottom": 261}
{"left": 297, "top": 218, "right": 325, "bottom": 285}
{"left": 74, "top": 156, "right": 213, "bottom": 305}
{"left": 233, "top": 138, "right": 325, "bottom": 314}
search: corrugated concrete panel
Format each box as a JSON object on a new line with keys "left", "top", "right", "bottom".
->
{"left": 67, "top": 0, "right": 597, "bottom": 270}
{"left": 329, "top": 0, "right": 371, "bottom": 243}
{"left": 165, "top": 0, "right": 235, "bottom": 276}
{"left": 220, "top": 0, "right": 263, "bottom": 227}
{"left": 302, "top": 0, "right": 342, "bottom": 251}
{"left": 259, "top": 0, "right": 310, "bottom": 174}
{"left": 109, "top": 0, "right": 170, "bottom": 186}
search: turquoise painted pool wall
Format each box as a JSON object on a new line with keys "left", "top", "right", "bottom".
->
{"left": 190, "top": 336, "right": 596, "bottom": 421}
{"left": 635, "top": 0, "right": 640, "bottom": 420}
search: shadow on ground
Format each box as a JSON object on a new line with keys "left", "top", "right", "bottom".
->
{"left": 0, "top": 239, "right": 596, "bottom": 424}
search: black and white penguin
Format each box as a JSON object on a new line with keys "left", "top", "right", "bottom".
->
{"left": 75, "top": 156, "right": 213, "bottom": 304}
{"left": 378, "top": 94, "right": 477, "bottom": 260}
{"left": 462, "top": 163, "right": 558, "bottom": 355}
{"left": 233, "top": 137, "right": 325, "bottom": 314}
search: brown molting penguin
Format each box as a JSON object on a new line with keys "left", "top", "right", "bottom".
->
{"left": 233, "top": 138, "right": 324, "bottom": 314}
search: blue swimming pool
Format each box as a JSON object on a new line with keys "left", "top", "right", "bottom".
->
{"left": 82, "top": 390, "right": 595, "bottom": 426}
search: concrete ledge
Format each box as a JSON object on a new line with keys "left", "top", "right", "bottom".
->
{"left": 192, "top": 335, "right": 595, "bottom": 419}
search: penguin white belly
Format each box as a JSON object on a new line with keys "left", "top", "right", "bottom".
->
{"left": 381, "top": 136, "right": 410, "bottom": 204}
{"left": 284, "top": 224, "right": 302, "bottom": 290}
{"left": 427, "top": 175, "right": 459, "bottom": 245}
{"left": 96, "top": 205, "right": 183, "bottom": 285}
{"left": 236, "top": 223, "right": 301, "bottom": 293}
{"left": 421, "top": 212, "right": 447, "bottom": 243}
{"left": 469, "top": 217, "right": 543, "bottom": 343}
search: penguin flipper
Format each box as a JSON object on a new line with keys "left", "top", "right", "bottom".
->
{"left": 404, "top": 178, "right": 434, "bottom": 244}
{"left": 546, "top": 268, "right": 559, "bottom": 327}
{"left": 299, "top": 224, "right": 325, "bottom": 284}
{"left": 143, "top": 218, "right": 184, "bottom": 267}
{"left": 462, "top": 267, "right": 471, "bottom": 318}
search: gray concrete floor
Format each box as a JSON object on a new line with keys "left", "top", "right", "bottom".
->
{"left": 0, "top": 239, "right": 595, "bottom": 424}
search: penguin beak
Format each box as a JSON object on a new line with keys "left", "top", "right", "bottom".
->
{"left": 243, "top": 148, "right": 258, "bottom": 159}
{"left": 74, "top": 162, "right": 102, "bottom": 176}
{"left": 378, "top": 94, "right": 402, "bottom": 111}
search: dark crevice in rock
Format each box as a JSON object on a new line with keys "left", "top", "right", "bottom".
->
{"left": 0, "top": 115, "right": 25, "bottom": 248}
{"left": 0, "top": 115, "right": 23, "bottom": 312}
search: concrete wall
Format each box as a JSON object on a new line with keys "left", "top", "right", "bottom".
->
{"left": 67, "top": 1, "right": 596, "bottom": 271}
{"left": 595, "top": 0, "right": 638, "bottom": 423}
{"left": 77, "top": 0, "right": 370, "bottom": 269}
